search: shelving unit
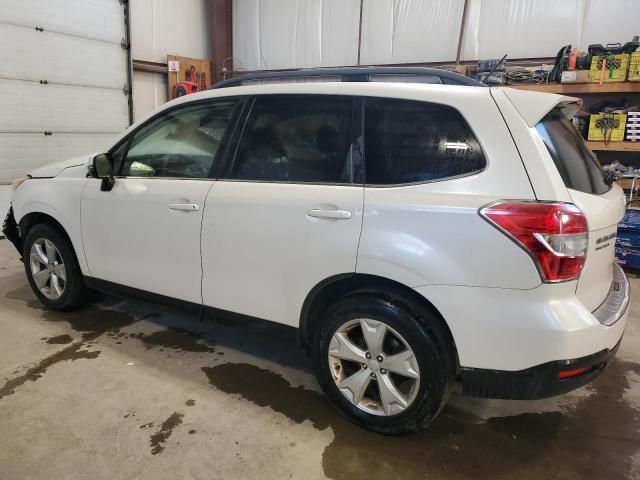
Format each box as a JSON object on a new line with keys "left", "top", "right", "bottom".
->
{"left": 507, "top": 82, "right": 640, "bottom": 160}
{"left": 585, "top": 141, "right": 640, "bottom": 152}
{"left": 507, "top": 83, "right": 640, "bottom": 94}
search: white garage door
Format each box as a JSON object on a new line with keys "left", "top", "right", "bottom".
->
{"left": 0, "top": 0, "right": 131, "bottom": 184}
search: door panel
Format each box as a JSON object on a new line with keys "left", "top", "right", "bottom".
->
{"left": 81, "top": 178, "right": 213, "bottom": 303}
{"left": 201, "top": 182, "right": 363, "bottom": 325}
{"left": 80, "top": 99, "right": 240, "bottom": 303}
{"left": 201, "top": 94, "right": 363, "bottom": 325}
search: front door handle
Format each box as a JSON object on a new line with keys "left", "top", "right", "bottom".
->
{"left": 169, "top": 203, "right": 200, "bottom": 212}
{"left": 307, "top": 209, "right": 352, "bottom": 220}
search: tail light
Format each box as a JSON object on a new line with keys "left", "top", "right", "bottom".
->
{"left": 480, "top": 201, "right": 588, "bottom": 282}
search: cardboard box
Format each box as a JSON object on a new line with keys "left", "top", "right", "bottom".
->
{"left": 561, "top": 70, "right": 590, "bottom": 83}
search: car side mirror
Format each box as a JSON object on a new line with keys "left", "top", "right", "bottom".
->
{"left": 93, "top": 153, "right": 115, "bottom": 192}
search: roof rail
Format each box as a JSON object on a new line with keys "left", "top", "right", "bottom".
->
{"left": 212, "top": 66, "right": 484, "bottom": 89}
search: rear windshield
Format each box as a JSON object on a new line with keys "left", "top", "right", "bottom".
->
{"left": 535, "top": 108, "right": 610, "bottom": 195}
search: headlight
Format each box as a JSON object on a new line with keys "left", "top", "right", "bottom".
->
{"left": 11, "top": 177, "right": 28, "bottom": 190}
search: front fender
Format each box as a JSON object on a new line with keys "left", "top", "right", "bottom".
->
{"left": 12, "top": 177, "right": 90, "bottom": 275}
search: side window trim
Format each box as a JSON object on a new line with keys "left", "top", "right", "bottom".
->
{"left": 108, "top": 96, "right": 245, "bottom": 180}
{"left": 207, "top": 97, "right": 250, "bottom": 179}
{"left": 221, "top": 94, "right": 360, "bottom": 186}
{"left": 351, "top": 96, "right": 365, "bottom": 185}
{"left": 361, "top": 96, "right": 487, "bottom": 187}
{"left": 220, "top": 96, "right": 256, "bottom": 179}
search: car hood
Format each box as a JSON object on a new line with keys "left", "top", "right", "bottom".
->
{"left": 28, "top": 155, "right": 92, "bottom": 178}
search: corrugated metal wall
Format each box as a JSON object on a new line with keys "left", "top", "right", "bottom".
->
{"left": 232, "top": 0, "right": 640, "bottom": 70}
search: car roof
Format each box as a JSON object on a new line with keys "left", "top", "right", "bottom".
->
{"left": 162, "top": 80, "right": 489, "bottom": 110}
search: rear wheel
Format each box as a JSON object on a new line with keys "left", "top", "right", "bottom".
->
{"left": 313, "top": 294, "right": 454, "bottom": 434}
{"left": 23, "top": 224, "right": 88, "bottom": 310}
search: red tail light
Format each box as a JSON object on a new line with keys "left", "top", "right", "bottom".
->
{"left": 480, "top": 201, "right": 588, "bottom": 282}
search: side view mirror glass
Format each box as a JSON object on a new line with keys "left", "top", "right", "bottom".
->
{"left": 93, "top": 153, "right": 113, "bottom": 178}
{"left": 92, "top": 153, "right": 116, "bottom": 191}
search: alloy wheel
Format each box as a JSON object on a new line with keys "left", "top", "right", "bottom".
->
{"left": 328, "top": 318, "right": 420, "bottom": 416}
{"left": 29, "top": 238, "right": 66, "bottom": 300}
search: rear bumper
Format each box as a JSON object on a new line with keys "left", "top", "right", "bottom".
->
{"left": 592, "top": 263, "right": 629, "bottom": 326}
{"left": 416, "top": 263, "right": 629, "bottom": 399}
{"left": 414, "top": 263, "right": 630, "bottom": 378}
{"left": 460, "top": 338, "right": 621, "bottom": 399}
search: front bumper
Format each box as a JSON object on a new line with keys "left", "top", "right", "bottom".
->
{"left": 2, "top": 207, "right": 22, "bottom": 256}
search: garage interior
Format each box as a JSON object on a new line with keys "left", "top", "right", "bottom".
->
{"left": 1, "top": 1, "right": 640, "bottom": 479}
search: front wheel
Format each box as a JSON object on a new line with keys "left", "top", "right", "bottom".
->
{"left": 313, "top": 294, "right": 454, "bottom": 434}
{"left": 23, "top": 224, "right": 88, "bottom": 310}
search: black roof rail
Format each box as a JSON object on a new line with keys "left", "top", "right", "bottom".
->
{"left": 212, "top": 66, "right": 484, "bottom": 89}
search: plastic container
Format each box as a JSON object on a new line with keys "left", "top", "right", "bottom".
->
{"left": 587, "top": 113, "right": 627, "bottom": 142}
{"left": 619, "top": 208, "right": 640, "bottom": 230}
{"left": 588, "top": 54, "right": 630, "bottom": 83}
{"left": 629, "top": 52, "right": 640, "bottom": 82}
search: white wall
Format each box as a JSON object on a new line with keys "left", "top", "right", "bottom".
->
{"left": 130, "top": 0, "right": 210, "bottom": 120}
{"left": 233, "top": 0, "right": 640, "bottom": 70}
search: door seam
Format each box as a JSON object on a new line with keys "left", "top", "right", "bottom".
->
{"left": 199, "top": 181, "right": 216, "bottom": 306}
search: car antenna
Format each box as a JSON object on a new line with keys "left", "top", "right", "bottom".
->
{"left": 482, "top": 54, "right": 508, "bottom": 84}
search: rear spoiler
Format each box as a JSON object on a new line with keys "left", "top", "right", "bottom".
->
{"left": 497, "top": 87, "right": 579, "bottom": 127}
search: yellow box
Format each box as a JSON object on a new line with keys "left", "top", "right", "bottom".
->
{"left": 629, "top": 52, "right": 640, "bottom": 82}
{"left": 587, "top": 113, "right": 627, "bottom": 141}
{"left": 588, "top": 54, "right": 629, "bottom": 83}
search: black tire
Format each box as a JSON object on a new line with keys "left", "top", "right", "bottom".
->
{"left": 23, "top": 224, "right": 88, "bottom": 311}
{"left": 312, "top": 293, "right": 455, "bottom": 434}
{"left": 175, "top": 86, "right": 187, "bottom": 98}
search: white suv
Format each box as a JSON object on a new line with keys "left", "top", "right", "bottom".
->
{"left": 3, "top": 68, "right": 629, "bottom": 434}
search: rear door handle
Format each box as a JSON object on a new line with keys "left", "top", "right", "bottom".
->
{"left": 169, "top": 203, "right": 200, "bottom": 212}
{"left": 307, "top": 209, "right": 352, "bottom": 220}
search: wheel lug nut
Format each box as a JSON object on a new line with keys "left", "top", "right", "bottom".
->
{"left": 376, "top": 355, "right": 383, "bottom": 362}
{"left": 370, "top": 372, "right": 377, "bottom": 379}
{"left": 380, "top": 368, "right": 387, "bottom": 374}
{"left": 365, "top": 352, "right": 371, "bottom": 359}
{"left": 361, "top": 363, "right": 367, "bottom": 369}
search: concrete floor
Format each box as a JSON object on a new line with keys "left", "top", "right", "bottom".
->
{"left": 0, "top": 240, "right": 638, "bottom": 480}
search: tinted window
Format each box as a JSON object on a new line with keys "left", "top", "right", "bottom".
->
{"left": 120, "top": 100, "right": 237, "bottom": 178}
{"left": 364, "top": 98, "right": 485, "bottom": 185}
{"left": 535, "top": 108, "right": 609, "bottom": 195}
{"left": 232, "top": 96, "right": 353, "bottom": 183}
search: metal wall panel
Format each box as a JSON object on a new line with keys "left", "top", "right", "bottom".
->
{"left": 0, "top": 133, "right": 116, "bottom": 183}
{"left": 0, "top": 23, "right": 127, "bottom": 89}
{"left": 233, "top": 0, "right": 639, "bottom": 68}
{"left": 461, "top": 0, "right": 584, "bottom": 61}
{"left": 0, "top": 0, "right": 129, "bottom": 183}
{"left": 580, "top": 0, "right": 640, "bottom": 51}
{"left": 232, "top": 0, "right": 360, "bottom": 70}
{"left": 360, "top": 0, "right": 466, "bottom": 64}
{"left": 0, "top": 0, "right": 125, "bottom": 43}
{"left": 0, "top": 80, "right": 128, "bottom": 133}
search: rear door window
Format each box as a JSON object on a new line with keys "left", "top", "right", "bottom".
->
{"left": 535, "top": 108, "right": 610, "bottom": 195}
{"left": 231, "top": 95, "right": 355, "bottom": 183}
{"left": 364, "top": 98, "right": 485, "bottom": 185}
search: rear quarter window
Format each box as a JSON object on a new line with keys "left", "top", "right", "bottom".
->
{"left": 535, "top": 108, "right": 610, "bottom": 195}
{"left": 364, "top": 98, "right": 486, "bottom": 185}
